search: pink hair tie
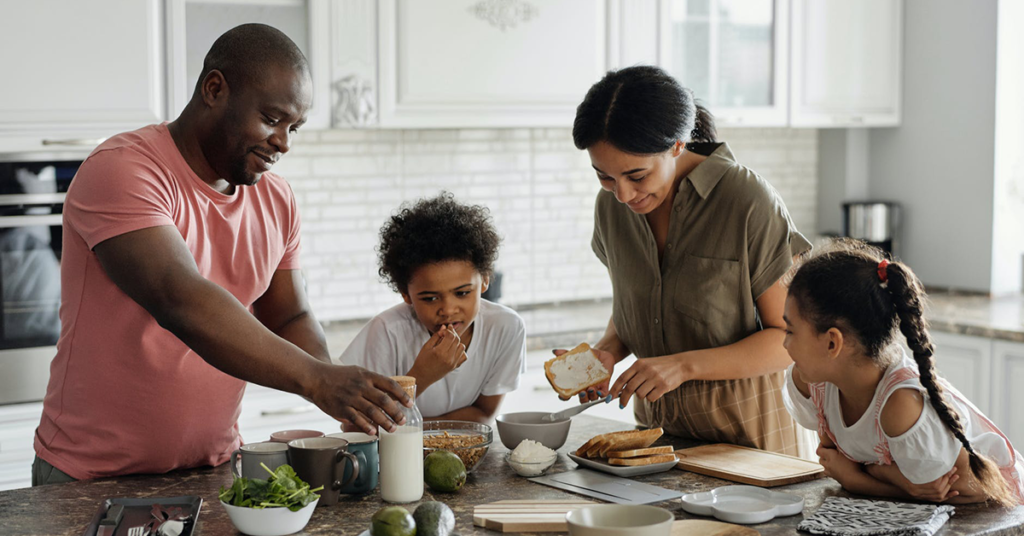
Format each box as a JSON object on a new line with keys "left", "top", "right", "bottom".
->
{"left": 877, "top": 260, "right": 890, "bottom": 283}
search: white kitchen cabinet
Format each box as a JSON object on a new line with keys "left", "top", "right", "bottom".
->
{"left": 991, "top": 340, "right": 1024, "bottom": 449}
{"left": 0, "top": 402, "right": 43, "bottom": 491}
{"left": 165, "top": 0, "right": 332, "bottom": 129}
{"left": 930, "top": 331, "right": 993, "bottom": 415}
{"left": 789, "top": 0, "right": 903, "bottom": 127}
{"left": 333, "top": 0, "right": 611, "bottom": 129}
{"left": 0, "top": 0, "right": 165, "bottom": 153}
{"left": 659, "top": 0, "right": 790, "bottom": 127}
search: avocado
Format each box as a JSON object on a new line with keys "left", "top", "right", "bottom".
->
{"left": 413, "top": 501, "right": 456, "bottom": 536}
{"left": 371, "top": 506, "right": 416, "bottom": 536}
{"left": 423, "top": 451, "right": 467, "bottom": 493}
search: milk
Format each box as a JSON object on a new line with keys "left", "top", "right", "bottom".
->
{"left": 379, "top": 425, "right": 424, "bottom": 503}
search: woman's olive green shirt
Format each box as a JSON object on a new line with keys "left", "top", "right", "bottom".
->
{"left": 592, "top": 143, "right": 812, "bottom": 454}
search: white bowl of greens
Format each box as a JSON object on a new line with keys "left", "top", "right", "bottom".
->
{"left": 219, "top": 463, "right": 322, "bottom": 536}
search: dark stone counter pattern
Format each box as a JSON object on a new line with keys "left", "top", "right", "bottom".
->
{"left": 2, "top": 415, "right": 1022, "bottom": 535}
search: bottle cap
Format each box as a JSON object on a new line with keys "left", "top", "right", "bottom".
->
{"left": 391, "top": 375, "right": 417, "bottom": 399}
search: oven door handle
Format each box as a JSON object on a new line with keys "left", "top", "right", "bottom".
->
{"left": 0, "top": 193, "right": 67, "bottom": 206}
{"left": 0, "top": 214, "right": 62, "bottom": 228}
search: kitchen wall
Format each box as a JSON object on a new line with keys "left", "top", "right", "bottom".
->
{"left": 866, "top": 0, "right": 998, "bottom": 293}
{"left": 275, "top": 127, "right": 818, "bottom": 323}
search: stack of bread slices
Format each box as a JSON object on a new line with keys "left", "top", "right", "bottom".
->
{"left": 574, "top": 428, "right": 676, "bottom": 466}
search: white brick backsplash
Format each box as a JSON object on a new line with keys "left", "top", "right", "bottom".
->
{"left": 286, "top": 127, "right": 817, "bottom": 322}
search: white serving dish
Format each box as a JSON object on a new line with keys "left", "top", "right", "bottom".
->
{"left": 567, "top": 453, "right": 677, "bottom": 478}
{"left": 566, "top": 504, "right": 674, "bottom": 536}
{"left": 221, "top": 499, "right": 318, "bottom": 536}
{"left": 679, "top": 485, "right": 803, "bottom": 525}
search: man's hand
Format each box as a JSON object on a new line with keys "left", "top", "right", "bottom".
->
{"left": 408, "top": 325, "right": 467, "bottom": 391}
{"left": 309, "top": 365, "right": 412, "bottom": 435}
{"left": 551, "top": 347, "right": 617, "bottom": 403}
{"left": 608, "top": 354, "right": 689, "bottom": 407}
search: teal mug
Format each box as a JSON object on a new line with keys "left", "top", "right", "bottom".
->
{"left": 327, "top": 432, "right": 378, "bottom": 494}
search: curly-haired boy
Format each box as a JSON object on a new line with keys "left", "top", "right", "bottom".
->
{"left": 338, "top": 193, "right": 526, "bottom": 423}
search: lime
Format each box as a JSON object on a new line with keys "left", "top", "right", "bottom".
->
{"left": 423, "top": 450, "right": 467, "bottom": 492}
{"left": 371, "top": 506, "right": 416, "bottom": 536}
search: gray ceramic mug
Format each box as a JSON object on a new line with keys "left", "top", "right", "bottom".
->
{"left": 231, "top": 441, "right": 290, "bottom": 479}
{"left": 287, "top": 437, "right": 360, "bottom": 506}
{"left": 327, "top": 432, "right": 378, "bottom": 494}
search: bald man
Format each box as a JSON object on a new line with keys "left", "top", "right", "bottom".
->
{"left": 31, "top": 24, "right": 411, "bottom": 484}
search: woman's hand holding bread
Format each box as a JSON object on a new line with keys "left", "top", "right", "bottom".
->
{"left": 545, "top": 343, "right": 613, "bottom": 401}
{"left": 407, "top": 325, "right": 467, "bottom": 392}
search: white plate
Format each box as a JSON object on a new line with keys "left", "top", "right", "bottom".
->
{"left": 679, "top": 485, "right": 804, "bottom": 525}
{"left": 566, "top": 453, "right": 677, "bottom": 477}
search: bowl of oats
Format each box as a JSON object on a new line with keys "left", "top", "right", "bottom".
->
{"left": 422, "top": 420, "right": 493, "bottom": 473}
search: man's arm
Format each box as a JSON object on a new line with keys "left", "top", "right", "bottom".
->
{"left": 252, "top": 269, "right": 330, "bottom": 362}
{"left": 94, "top": 226, "right": 410, "bottom": 434}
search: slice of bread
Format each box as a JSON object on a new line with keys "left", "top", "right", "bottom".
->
{"left": 544, "top": 343, "right": 611, "bottom": 398}
{"left": 607, "top": 453, "right": 678, "bottom": 466}
{"left": 596, "top": 428, "right": 663, "bottom": 457}
{"left": 575, "top": 428, "right": 664, "bottom": 459}
{"left": 605, "top": 445, "right": 675, "bottom": 458}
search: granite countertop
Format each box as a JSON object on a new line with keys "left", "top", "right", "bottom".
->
{"left": 925, "top": 291, "right": 1024, "bottom": 343}
{"left": 2, "top": 415, "right": 1022, "bottom": 536}
{"left": 322, "top": 292, "right": 1024, "bottom": 356}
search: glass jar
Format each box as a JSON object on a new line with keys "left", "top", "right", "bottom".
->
{"left": 378, "top": 376, "right": 423, "bottom": 503}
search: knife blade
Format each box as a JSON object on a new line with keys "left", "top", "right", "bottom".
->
{"left": 97, "top": 503, "right": 124, "bottom": 536}
{"left": 544, "top": 395, "right": 612, "bottom": 422}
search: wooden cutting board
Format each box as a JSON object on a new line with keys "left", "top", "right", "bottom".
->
{"left": 674, "top": 443, "right": 824, "bottom": 487}
{"left": 473, "top": 500, "right": 597, "bottom": 532}
{"left": 672, "top": 520, "right": 759, "bottom": 535}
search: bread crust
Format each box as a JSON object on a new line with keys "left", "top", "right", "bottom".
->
{"left": 607, "top": 453, "right": 678, "bottom": 466}
{"left": 543, "top": 343, "right": 611, "bottom": 398}
{"left": 605, "top": 445, "right": 674, "bottom": 458}
{"left": 574, "top": 428, "right": 664, "bottom": 459}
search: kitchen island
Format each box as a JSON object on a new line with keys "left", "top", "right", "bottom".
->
{"left": 2, "top": 415, "right": 1022, "bottom": 536}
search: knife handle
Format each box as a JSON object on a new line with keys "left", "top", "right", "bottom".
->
{"left": 99, "top": 503, "right": 124, "bottom": 526}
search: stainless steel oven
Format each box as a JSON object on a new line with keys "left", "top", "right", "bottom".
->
{"left": 0, "top": 156, "right": 81, "bottom": 405}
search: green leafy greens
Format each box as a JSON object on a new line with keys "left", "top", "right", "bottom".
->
{"left": 219, "top": 463, "right": 323, "bottom": 512}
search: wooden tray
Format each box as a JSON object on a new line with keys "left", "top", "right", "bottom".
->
{"left": 674, "top": 444, "right": 824, "bottom": 487}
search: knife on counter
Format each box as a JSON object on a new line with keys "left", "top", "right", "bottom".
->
{"left": 96, "top": 504, "right": 124, "bottom": 536}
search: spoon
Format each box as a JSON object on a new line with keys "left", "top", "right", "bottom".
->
{"left": 542, "top": 394, "right": 613, "bottom": 422}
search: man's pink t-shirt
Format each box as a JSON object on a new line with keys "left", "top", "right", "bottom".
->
{"left": 35, "top": 124, "right": 301, "bottom": 480}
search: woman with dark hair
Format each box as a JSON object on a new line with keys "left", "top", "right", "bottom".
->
{"left": 782, "top": 239, "right": 1022, "bottom": 505}
{"left": 566, "top": 65, "right": 811, "bottom": 455}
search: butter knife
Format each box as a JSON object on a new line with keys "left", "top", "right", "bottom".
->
{"left": 96, "top": 504, "right": 124, "bottom": 536}
{"left": 543, "top": 395, "right": 612, "bottom": 422}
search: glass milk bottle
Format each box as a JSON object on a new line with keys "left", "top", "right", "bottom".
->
{"left": 379, "top": 375, "right": 423, "bottom": 503}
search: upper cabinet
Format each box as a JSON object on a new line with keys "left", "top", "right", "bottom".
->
{"left": 367, "top": 0, "right": 609, "bottom": 129}
{"left": 166, "top": 0, "right": 333, "bottom": 130}
{"left": 0, "top": 0, "right": 906, "bottom": 142}
{"left": 0, "top": 0, "right": 165, "bottom": 152}
{"left": 789, "top": 0, "right": 903, "bottom": 127}
{"left": 659, "top": 0, "right": 789, "bottom": 127}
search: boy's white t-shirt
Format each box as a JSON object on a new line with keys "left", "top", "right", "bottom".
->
{"left": 337, "top": 299, "right": 527, "bottom": 418}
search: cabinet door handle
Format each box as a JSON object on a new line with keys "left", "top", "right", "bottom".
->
{"left": 41, "top": 138, "right": 106, "bottom": 147}
{"left": 261, "top": 404, "right": 317, "bottom": 416}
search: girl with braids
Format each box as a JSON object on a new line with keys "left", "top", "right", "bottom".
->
{"left": 782, "top": 240, "right": 1023, "bottom": 506}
